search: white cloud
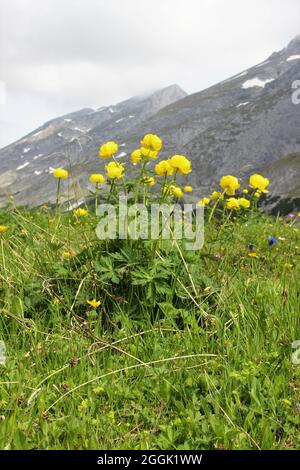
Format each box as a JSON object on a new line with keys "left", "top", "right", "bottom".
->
{"left": 0, "top": 0, "right": 299, "bottom": 147}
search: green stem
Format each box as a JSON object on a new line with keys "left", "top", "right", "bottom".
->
{"left": 56, "top": 179, "right": 61, "bottom": 211}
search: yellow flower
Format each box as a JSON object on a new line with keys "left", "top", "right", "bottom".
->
{"left": 184, "top": 186, "right": 193, "bottom": 193}
{"left": 142, "top": 176, "right": 155, "bottom": 186}
{"left": 0, "top": 225, "right": 8, "bottom": 234}
{"left": 140, "top": 147, "right": 158, "bottom": 159}
{"left": 131, "top": 149, "right": 142, "bottom": 164}
{"left": 254, "top": 190, "right": 261, "bottom": 198}
{"left": 248, "top": 252, "right": 258, "bottom": 258}
{"left": 105, "top": 161, "right": 125, "bottom": 179}
{"left": 170, "top": 185, "right": 183, "bottom": 198}
{"left": 220, "top": 175, "right": 240, "bottom": 196}
{"left": 238, "top": 198, "right": 250, "bottom": 209}
{"left": 155, "top": 160, "right": 174, "bottom": 177}
{"left": 53, "top": 168, "right": 69, "bottom": 179}
{"left": 211, "top": 191, "right": 223, "bottom": 201}
{"left": 140, "top": 134, "right": 162, "bottom": 152}
{"left": 242, "top": 189, "right": 249, "bottom": 195}
{"left": 62, "top": 251, "right": 72, "bottom": 259}
{"left": 99, "top": 141, "right": 118, "bottom": 159}
{"left": 249, "top": 174, "right": 270, "bottom": 193}
{"left": 170, "top": 155, "right": 191, "bottom": 175}
{"left": 226, "top": 197, "right": 240, "bottom": 210}
{"left": 197, "top": 197, "right": 210, "bottom": 207}
{"left": 74, "top": 208, "right": 88, "bottom": 217}
{"left": 298, "top": 212, "right": 300, "bottom": 218}
{"left": 284, "top": 263, "right": 293, "bottom": 270}
{"left": 89, "top": 174, "right": 105, "bottom": 184}
{"left": 87, "top": 299, "right": 102, "bottom": 309}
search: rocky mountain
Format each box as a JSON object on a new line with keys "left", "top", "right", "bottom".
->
{"left": 1, "top": 35, "right": 300, "bottom": 211}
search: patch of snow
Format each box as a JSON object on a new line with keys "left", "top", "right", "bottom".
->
{"left": 286, "top": 55, "right": 300, "bottom": 62}
{"left": 34, "top": 170, "right": 42, "bottom": 176}
{"left": 33, "top": 154, "right": 43, "bottom": 160}
{"left": 129, "top": 115, "right": 135, "bottom": 118}
{"left": 58, "top": 132, "right": 63, "bottom": 137}
{"left": 32, "top": 130, "right": 45, "bottom": 138}
{"left": 48, "top": 167, "right": 55, "bottom": 174}
{"left": 73, "top": 127, "right": 85, "bottom": 133}
{"left": 109, "top": 107, "right": 115, "bottom": 113}
{"left": 64, "top": 118, "right": 72, "bottom": 122}
{"left": 236, "top": 102, "right": 249, "bottom": 108}
{"left": 23, "top": 147, "right": 31, "bottom": 153}
{"left": 115, "top": 118, "right": 125, "bottom": 123}
{"left": 120, "top": 143, "right": 126, "bottom": 147}
{"left": 116, "top": 152, "right": 127, "bottom": 159}
{"left": 242, "top": 77, "right": 275, "bottom": 89}
{"left": 17, "top": 162, "right": 30, "bottom": 170}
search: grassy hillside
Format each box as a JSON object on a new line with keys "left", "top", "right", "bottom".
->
{"left": 0, "top": 206, "right": 299, "bottom": 449}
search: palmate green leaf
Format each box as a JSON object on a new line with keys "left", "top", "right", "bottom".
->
{"left": 95, "top": 257, "right": 121, "bottom": 284}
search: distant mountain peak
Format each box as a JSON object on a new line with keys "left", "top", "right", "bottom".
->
{"left": 286, "top": 33, "right": 300, "bottom": 50}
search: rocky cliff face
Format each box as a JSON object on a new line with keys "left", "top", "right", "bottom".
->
{"left": 1, "top": 36, "right": 300, "bottom": 211}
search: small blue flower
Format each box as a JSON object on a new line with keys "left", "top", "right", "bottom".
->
{"left": 249, "top": 244, "right": 255, "bottom": 252}
{"left": 268, "top": 236, "right": 278, "bottom": 246}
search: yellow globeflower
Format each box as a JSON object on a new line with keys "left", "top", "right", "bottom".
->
{"left": 53, "top": 168, "right": 69, "bottom": 179}
{"left": 105, "top": 161, "right": 125, "bottom": 179}
{"left": 131, "top": 149, "right": 142, "bottom": 164}
{"left": 184, "top": 186, "right": 193, "bottom": 193}
{"left": 242, "top": 189, "right": 249, "bottom": 195}
{"left": 155, "top": 160, "right": 174, "bottom": 177}
{"left": 142, "top": 177, "right": 155, "bottom": 187}
{"left": 254, "top": 190, "right": 262, "bottom": 198}
{"left": 238, "top": 198, "right": 250, "bottom": 209}
{"left": 211, "top": 191, "right": 223, "bottom": 201}
{"left": 140, "top": 147, "right": 158, "bottom": 159}
{"left": 87, "top": 299, "right": 102, "bottom": 309}
{"left": 89, "top": 174, "right": 105, "bottom": 184}
{"left": 226, "top": 197, "right": 240, "bottom": 210}
{"left": 99, "top": 141, "right": 118, "bottom": 159}
{"left": 249, "top": 174, "right": 269, "bottom": 193}
{"left": 170, "top": 155, "right": 191, "bottom": 175}
{"left": 0, "top": 225, "right": 9, "bottom": 234}
{"left": 74, "top": 208, "right": 88, "bottom": 217}
{"left": 140, "top": 134, "right": 163, "bottom": 152}
{"left": 220, "top": 175, "right": 240, "bottom": 196}
{"left": 197, "top": 197, "right": 210, "bottom": 207}
{"left": 170, "top": 185, "right": 183, "bottom": 198}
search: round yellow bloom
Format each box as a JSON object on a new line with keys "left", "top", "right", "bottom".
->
{"left": 53, "top": 168, "right": 69, "bottom": 179}
{"left": 242, "top": 189, "right": 249, "bottom": 195}
{"left": 155, "top": 160, "right": 174, "bottom": 177}
{"left": 238, "top": 197, "right": 250, "bottom": 209}
{"left": 220, "top": 175, "right": 240, "bottom": 196}
{"left": 140, "top": 147, "right": 158, "bottom": 159}
{"left": 0, "top": 225, "right": 8, "bottom": 234}
{"left": 197, "top": 197, "right": 210, "bottom": 207}
{"left": 226, "top": 197, "right": 240, "bottom": 210}
{"left": 184, "top": 186, "right": 193, "bottom": 193}
{"left": 211, "top": 191, "right": 223, "bottom": 201}
{"left": 170, "top": 185, "right": 183, "bottom": 198}
{"left": 105, "top": 161, "right": 125, "bottom": 179}
{"left": 254, "top": 190, "right": 262, "bottom": 198}
{"left": 140, "top": 134, "right": 163, "bottom": 152}
{"left": 142, "top": 176, "right": 155, "bottom": 186}
{"left": 89, "top": 174, "right": 105, "bottom": 184}
{"left": 99, "top": 141, "right": 118, "bottom": 159}
{"left": 249, "top": 174, "right": 269, "bottom": 193}
{"left": 62, "top": 251, "right": 72, "bottom": 259}
{"left": 170, "top": 155, "right": 191, "bottom": 175}
{"left": 248, "top": 252, "right": 258, "bottom": 258}
{"left": 87, "top": 299, "right": 102, "bottom": 309}
{"left": 284, "top": 263, "right": 293, "bottom": 270}
{"left": 74, "top": 208, "right": 88, "bottom": 217}
{"left": 131, "top": 149, "right": 142, "bottom": 164}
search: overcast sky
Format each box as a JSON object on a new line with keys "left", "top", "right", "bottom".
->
{"left": 0, "top": 0, "right": 299, "bottom": 148}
